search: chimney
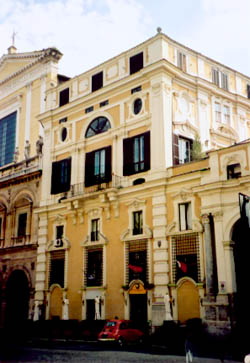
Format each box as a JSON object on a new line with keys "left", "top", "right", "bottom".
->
{"left": 8, "top": 45, "right": 17, "bottom": 55}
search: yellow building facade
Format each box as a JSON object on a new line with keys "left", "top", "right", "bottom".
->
{"left": 31, "top": 31, "right": 250, "bottom": 335}
{"left": 0, "top": 44, "right": 63, "bottom": 326}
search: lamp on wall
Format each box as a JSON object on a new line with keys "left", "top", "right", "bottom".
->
{"left": 157, "top": 240, "right": 161, "bottom": 248}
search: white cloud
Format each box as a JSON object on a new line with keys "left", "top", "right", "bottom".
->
{"left": 0, "top": 0, "right": 152, "bottom": 77}
{"left": 181, "top": 0, "right": 250, "bottom": 75}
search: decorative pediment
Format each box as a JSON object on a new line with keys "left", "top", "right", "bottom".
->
{"left": 51, "top": 214, "right": 67, "bottom": 225}
{"left": 80, "top": 232, "right": 108, "bottom": 247}
{"left": 126, "top": 198, "right": 146, "bottom": 209}
{"left": 172, "top": 188, "right": 194, "bottom": 201}
{"left": 120, "top": 225, "right": 152, "bottom": 242}
{"left": 47, "top": 237, "right": 71, "bottom": 251}
{"left": 166, "top": 219, "right": 203, "bottom": 236}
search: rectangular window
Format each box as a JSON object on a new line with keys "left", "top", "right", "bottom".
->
{"left": 223, "top": 105, "right": 230, "bottom": 124}
{"left": 59, "top": 117, "right": 67, "bottom": 124}
{"left": 49, "top": 250, "right": 65, "bottom": 287}
{"left": 177, "top": 51, "right": 186, "bottom": 72}
{"left": 247, "top": 84, "right": 250, "bottom": 99}
{"left": 129, "top": 52, "right": 143, "bottom": 75}
{"left": 92, "top": 71, "right": 103, "bottom": 92}
{"left": 215, "top": 103, "right": 221, "bottom": 122}
{"left": 85, "top": 106, "right": 94, "bottom": 114}
{"left": 59, "top": 88, "right": 69, "bottom": 107}
{"left": 133, "top": 211, "right": 143, "bottom": 235}
{"left": 17, "top": 213, "right": 27, "bottom": 237}
{"left": 172, "top": 233, "right": 200, "bottom": 283}
{"left": 51, "top": 157, "right": 71, "bottom": 194}
{"left": 86, "top": 248, "right": 103, "bottom": 287}
{"left": 212, "top": 68, "right": 220, "bottom": 87}
{"left": 131, "top": 86, "right": 142, "bottom": 94}
{"left": 123, "top": 131, "right": 150, "bottom": 176}
{"left": 91, "top": 219, "right": 99, "bottom": 242}
{"left": 128, "top": 240, "right": 147, "bottom": 283}
{"left": 227, "top": 163, "right": 241, "bottom": 179}
{"left": 179, "top": 203, "right": 192, "bottom": 231}
{"left": 221, "top": 72, "right": 228, "bottom": 91}
{"left": 0, "top": 112, "right": 16, "bottom": 167}
{"left": 100, "top": 100, "right": 109, "bottom": 107}
{"left": 178, "top": 137, "right": 192, "bottom": 164}
{"left": 85, "top": 146, "right": 111, "bottom": 187}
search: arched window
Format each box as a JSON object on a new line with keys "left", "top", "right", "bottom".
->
{"left": 85, "top": 117, "right": 111, "bottom": 138}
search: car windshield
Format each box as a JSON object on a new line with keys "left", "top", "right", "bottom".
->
{"left": 106, "top": 322, "right": 116, "bottom": 327}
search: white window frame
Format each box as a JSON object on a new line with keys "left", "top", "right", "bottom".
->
{"left": 179, "top": 202, "right": 192, "bottom": 231}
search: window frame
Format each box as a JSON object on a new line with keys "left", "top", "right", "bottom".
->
{"left": 91, "top": 218, "right": 100, "bottom": 242}
{"left": 85, "top": 116, "right": 111, "bottom": 138}
{"left": 0, "top": 111, "right": 17, "bottom": 167}
{"left": 178, "top": 137, "right": 192, "bottom": 164}
{"left": 179, "top": 202, "right": 192, "bottom": 231}
{"left": 133, "top": 210, "right": 143, "bottom": 235}
{"left": 85, "top": 146, "right": 112, "bottom": 187}
{"left": 51, "top": 157, "right": 71, "bottom": 195}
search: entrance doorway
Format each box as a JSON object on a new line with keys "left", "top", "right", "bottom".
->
{"left": 129, "top": 294, "right": 147, "bottom": 324}
{"left": 177, "top": 280, "right": 200, "bottom": 323}
{"left": 232, "top": 219, "right": 250, "bottom": 326}
{"left": 5, "top": 270, "right": 30, "bottom": 325}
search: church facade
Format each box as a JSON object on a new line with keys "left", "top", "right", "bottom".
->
{"left": 33, "top": 30, "right": 250, "bottom": 335}
{"left": 0, "top": 43, "right": 63, "bottom": 326}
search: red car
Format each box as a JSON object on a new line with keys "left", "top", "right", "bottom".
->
{"left": 98, "top": 319, "right": 145, "bottom": 347}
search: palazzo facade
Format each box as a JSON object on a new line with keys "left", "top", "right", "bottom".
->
{"left": 34, "top": 30, "right": 250, "bottom": 335}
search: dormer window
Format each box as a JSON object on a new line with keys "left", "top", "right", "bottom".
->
{"left": 227, "top": 163, "right": 241, "bottom": 179}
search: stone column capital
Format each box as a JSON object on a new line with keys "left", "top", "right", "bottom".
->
{"left": 201, "top": 214, "right": 210, "bottom": 224}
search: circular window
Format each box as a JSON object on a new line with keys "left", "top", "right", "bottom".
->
{"left": 61, "top": 127, "right": 67, "bottom": 142}
{"left": 133, "top": 98, "right": 142, "bottom": 115}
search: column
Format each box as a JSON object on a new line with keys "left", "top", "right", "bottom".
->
{"left": 223, "top": 240, "right": 236, "bottom": 293}
{"left": 213, "top": 211, "right": 227, "bottom": 294}
{"left": 201, "top": 214, "right": 215, "bottom": 297}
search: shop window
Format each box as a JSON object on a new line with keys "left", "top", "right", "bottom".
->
{"left": 92, "top": 71, "right": 103, "bottom": 92}
{"left": 59, "top": 88, "right": 69, "bottom": 107}
{"left": 127, "top": 240, "right": 147, "bottom": 283}
{"left": 85, "top": 146, "right": 112, "bottom": 187}
{"left": 227, "top": 163, "right": 241, "bottom": 179}
{"left": 179, "top": 203, "right": 192, "bottom": 231}
{"left": 49, "top": 250, "right": 65, "bottom": 287}
{"left": 51, "top": 157, "right": 71, "bottom": 195}
{"left": 172, "top": 233, "right": 200, "bottom": 283}
{"left": 129, "top": 52, "right": 143, "bottom": 75}
{"left": 91, "top": 219, "right": 99, "bottom": 242}
{"left": 85, "top": 116, "right": 111, "bottom": 138}
{"left": 0, "top": 111, "right": 16, "bottom": 167}
{"left": 85, "top": 248, "right": 103, "bottom": 287}
{"left": 123, "top": 131, "right": 150, "bottom": 176}
{"left": 133, "top": 211, "right": 143, "bottom": 235}
{"left": 17, "top": 213, "right": 27, "bottom": 237}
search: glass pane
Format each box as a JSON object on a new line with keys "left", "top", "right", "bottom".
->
{"left": 94, "top": 152, "right": 100, "bottom": 176}
{"left": 179, "top": 204, "right": 186, "bottom": 231}
{"left": 140, "top": 136, "right": 144, "bottom": 162}
{"left": 100, "top": 149, "right": 105, "bottom": 175}
{"left": 134, "top": 138, "right": 139, "bottom": 163}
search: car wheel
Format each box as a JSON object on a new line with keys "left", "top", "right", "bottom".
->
{"left": 118, "top": 337, "right": 125, "bottom": 348}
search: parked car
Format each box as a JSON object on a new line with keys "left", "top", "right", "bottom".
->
{"left": 98, "top": 319, "right": 145, "bottom": 347}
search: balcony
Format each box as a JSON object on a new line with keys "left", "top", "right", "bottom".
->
{"left": 0, "top": 155, "right": 42, "bottom": 186}
{"left": 0, "top": 235, "right": 33, "bottom": 249}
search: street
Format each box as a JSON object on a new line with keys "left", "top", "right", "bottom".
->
{"left": 0, "top": 341, "right": 241, "bottom": 363}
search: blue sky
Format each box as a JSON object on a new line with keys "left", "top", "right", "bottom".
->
{"left": 1, "top": 0, "right": 250, "bottom": 78}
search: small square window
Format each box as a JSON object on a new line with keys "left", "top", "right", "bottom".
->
{"left": 100, "top": 100, "right": 109, "bottom": 107}
{"left": 133, "top": 211, "right": 143, "bottom": 235}
{"left": 85, "top": 106, "right": 94, "bottom": 114}
{"left": 227, "top": 163, "right": 241, "bottom": 179}
{"left": 59, "top": 88, "right": 69, "bottom": 107}
{"left": 92, "top": 72, "right": 103, "bottom": 92}
{"left": 130, "top": 52, "right": 143, "bottom": 75}
{"left": 91, "top": 219, "right": 99, "bottom": 242}
{"left": 179, "top": 203, "right": 192, "bottom": 231}
{"left": 131, "top": 86, "right": 142, "bottom": 94}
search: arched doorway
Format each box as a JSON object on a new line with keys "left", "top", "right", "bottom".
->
{"left": 232, "top": 219, "right": 250, "bottom": 327}
{"left": 177, "top": 279, "right": 200, "bottom": 323}
{"left": 5, "top": 270, "right": 30, "bottom": 325}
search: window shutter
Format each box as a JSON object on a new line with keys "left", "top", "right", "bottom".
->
{"left": 85, "top": 151, "right": 95, "bottom": 187}
{"left": 123, "top": 137, "right": 132, "bottom": 176}
{"left": 247, "top": 84, "right": 250, "bottom": 99}
{"left": 51, "top": 161, "right": 59, "bottom": 194}
{"left": 104, "top": 146, "right": 112, "bottom": 183}
{"left": 144, "top": 131, "right": 150, "bottom": 172}
{"left": 173, "top": 134, "right": 179, "bottom": 165}
{"left": 64, "top": 157, "right": 71, "bottom": 192}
